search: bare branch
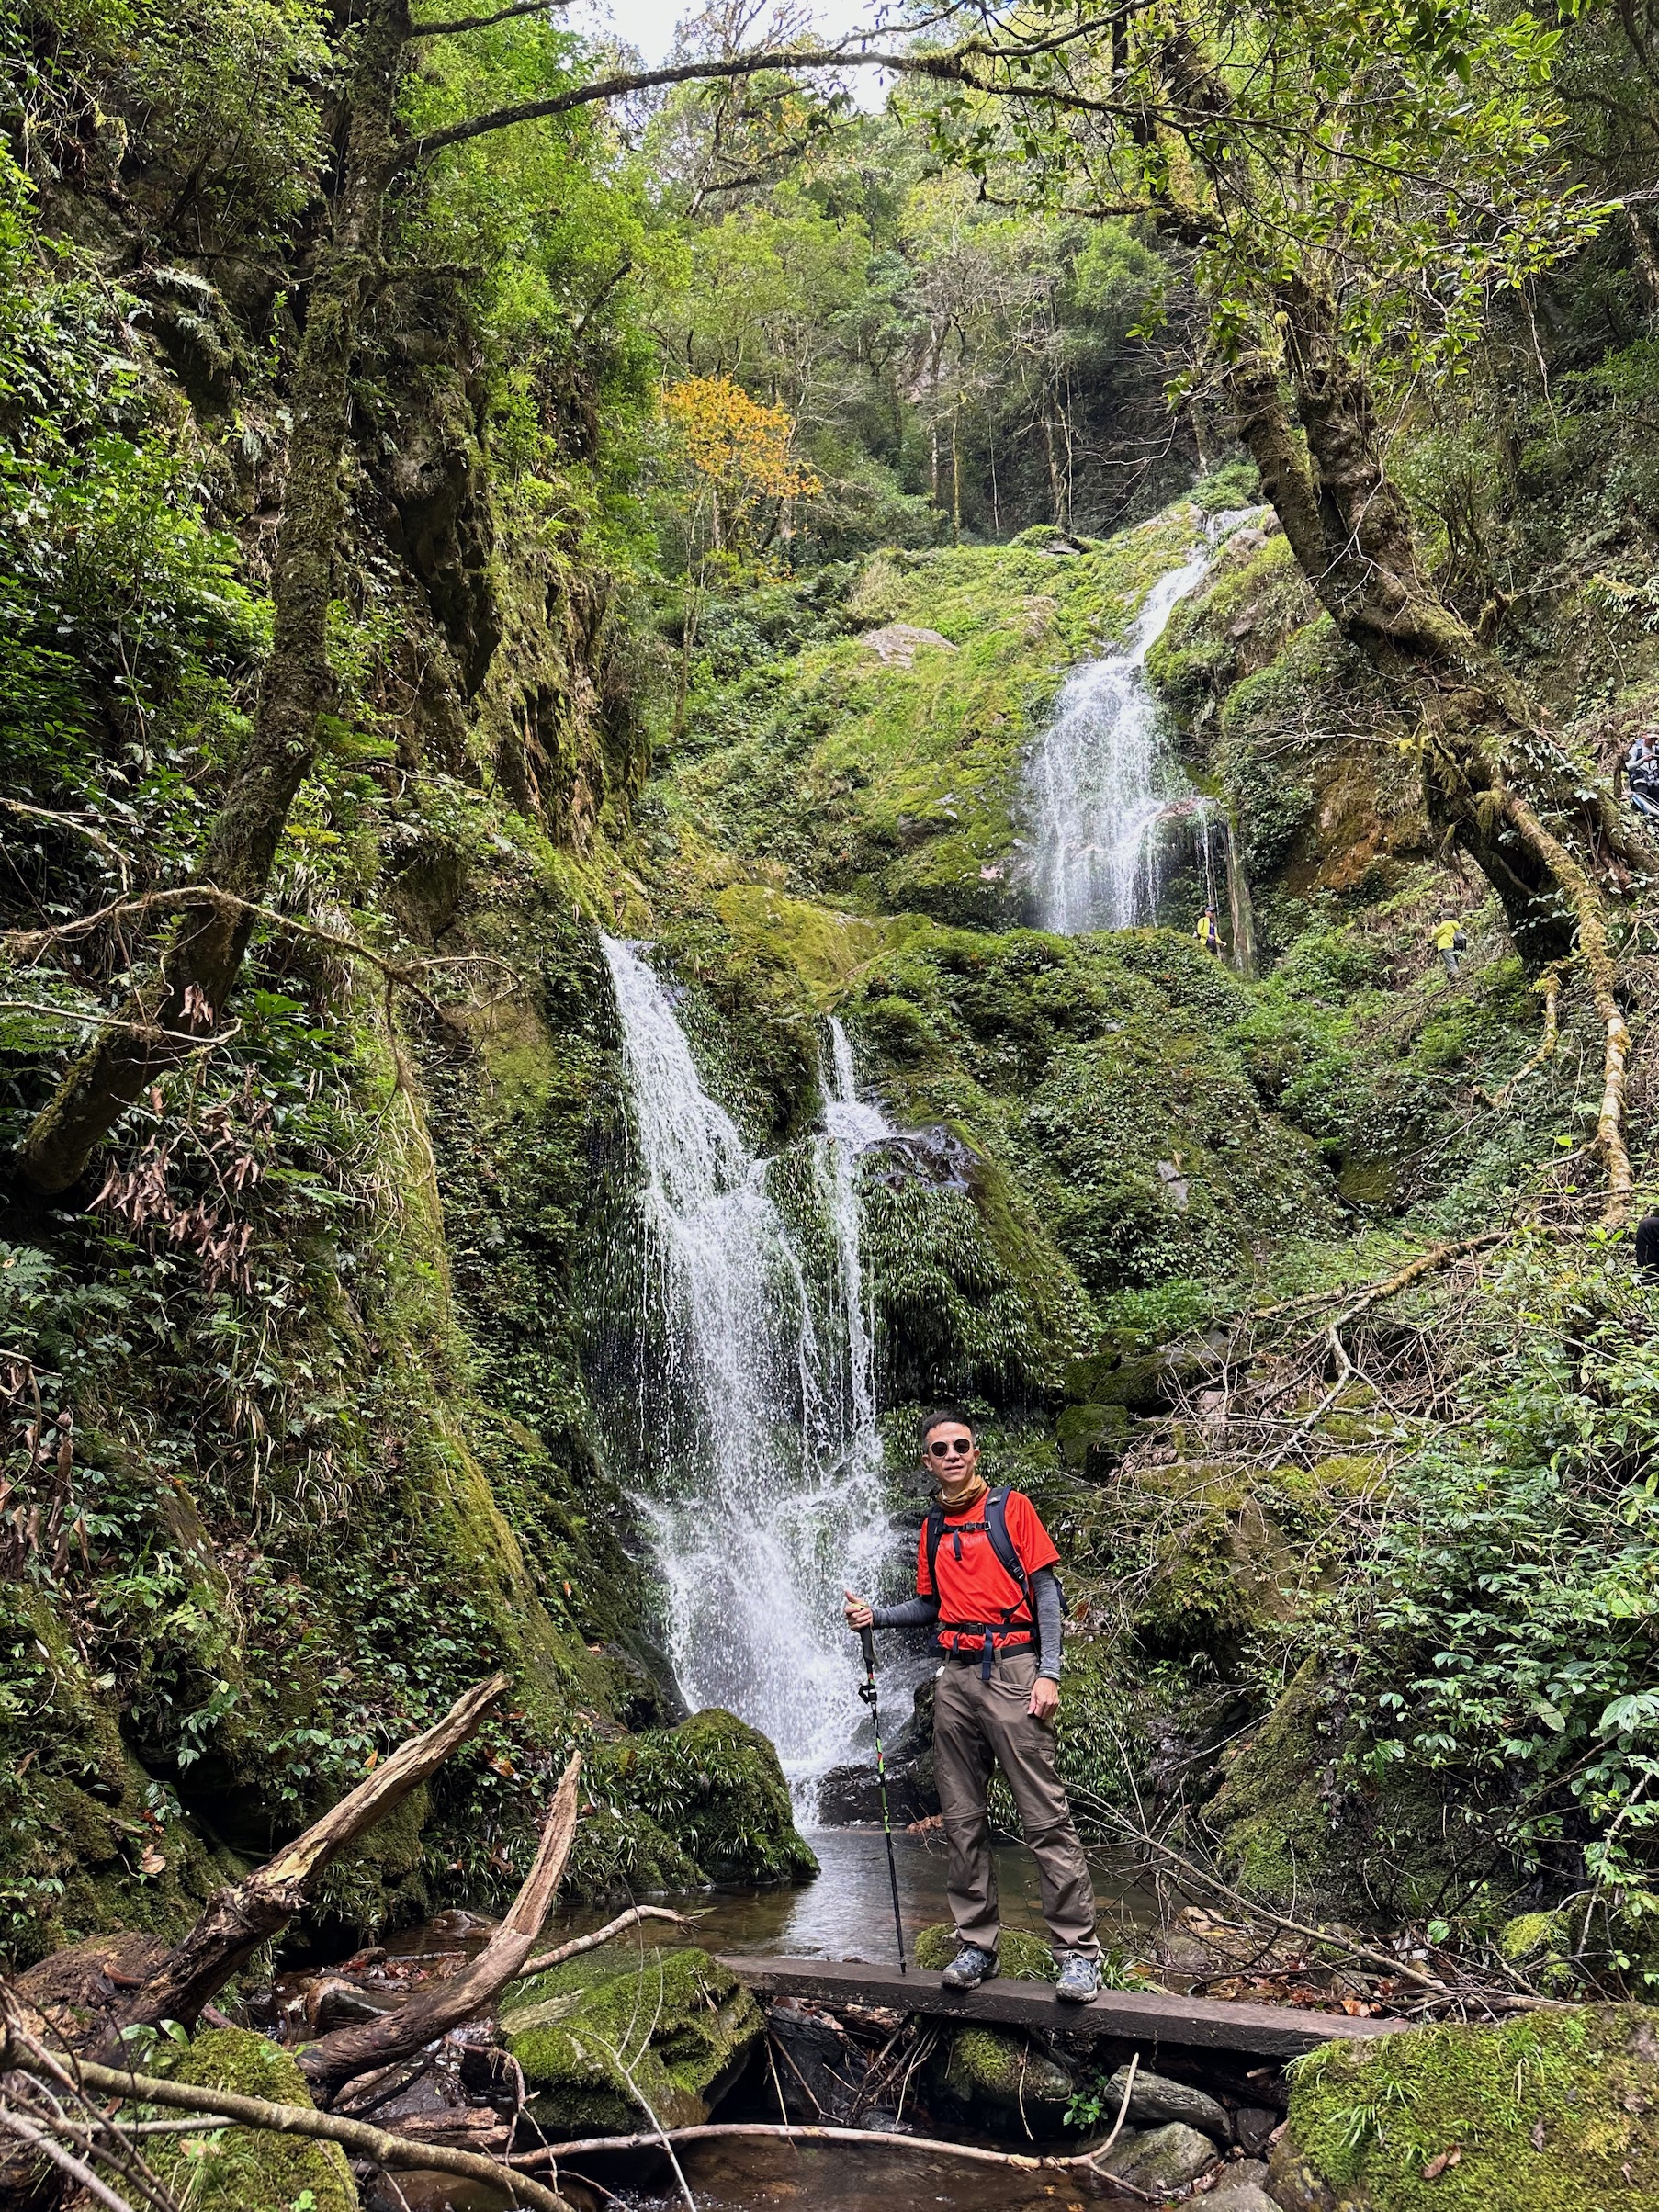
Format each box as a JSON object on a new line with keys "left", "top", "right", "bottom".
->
{"left": 21, "top": 2052, "right": 570, "bottom": 2212}
{"left": 412, "top": 0, "right": 566, "bottom": 32}
{"left": 298, "top": 1752, "right": 582, "bottom": 2102}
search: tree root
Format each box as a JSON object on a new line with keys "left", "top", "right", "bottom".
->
{"left": 1501, "top": 788, "right": 1633, "bottom": 1224}
{"left": 1476, "top": 961, "right": 1566, "bottom": 1108}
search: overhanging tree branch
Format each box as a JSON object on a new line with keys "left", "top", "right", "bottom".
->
{"left": 412, "top": 0, "right": 568, "bottom": 32}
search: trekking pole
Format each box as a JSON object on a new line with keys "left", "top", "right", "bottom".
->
{"left": 858, "top": 1624, "right": 908, "bottom": 1974}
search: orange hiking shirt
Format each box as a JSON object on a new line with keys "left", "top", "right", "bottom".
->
{"left": 917, "top": 1489, "right": 1060, "bottom": 1654}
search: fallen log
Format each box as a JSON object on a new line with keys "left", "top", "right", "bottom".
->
{"left": 298, "top": 1751, "right": 581, "bottom": 2104}
{"left": 110, "top": 1672, "right": 507, "bottom": 2045}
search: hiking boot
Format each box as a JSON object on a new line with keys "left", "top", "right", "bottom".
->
{"left": 940, "top": 1944, "right": 998, "bottom": 1991}
{"left": 1055, "top": 1953, "right": 1101, "bottom": 2004}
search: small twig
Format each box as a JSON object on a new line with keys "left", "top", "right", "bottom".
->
{"left": 515, "top": 1905, "right": 688, "bottom": 1982}
{"left": 1081, "top": 2050, "right": 1138, "bottom": 2170}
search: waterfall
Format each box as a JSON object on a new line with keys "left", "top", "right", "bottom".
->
{"left": 599, "top": 938, "right": 899, "bottom": 1791}
{"left": 1025, "top": 547, "right": 1212, "bottom": 934}
{"left": 1025, "top": 506, "right": 1271, "bottom": 937}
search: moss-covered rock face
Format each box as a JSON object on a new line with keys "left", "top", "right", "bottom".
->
{"left": 502, "top": 1943, "right": 762, "bottom": 2133}
{"left": 1273, "top": 2006, "right": 1659, "bottom": 2211}
{"left": 660, "top": 517, "right": 1209, "bottom": 927}
{"left": 150, "top": 2027, "right": 356, "bottom": 2212}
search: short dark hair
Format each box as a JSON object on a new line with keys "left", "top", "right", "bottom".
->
{"left": 918, "top": 1404, "right": 976, "bottom": 1450}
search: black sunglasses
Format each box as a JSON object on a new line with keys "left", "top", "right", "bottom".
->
{"left": 927, "top": 1437, "right": 976, "bottom": 1458}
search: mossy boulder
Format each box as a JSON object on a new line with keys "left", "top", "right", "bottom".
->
{"left": 150, "top": 2027, "right": 356, "bottom": 2212}
{"left": 941, "top": 2024, "right": 1077, "bottom": 2131}
{"left": 501, "top": 1942, "right": 762, "bottom": 2133}
{"left": 586, "top": 1709, "right": 818, "bottom": 1887}
{"left": 1272, "top": 2005, "right": 1659, "bottom": 2210}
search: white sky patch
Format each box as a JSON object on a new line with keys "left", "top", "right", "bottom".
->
{"left": 573, "top": 0, "right": 898, "bottom": 110}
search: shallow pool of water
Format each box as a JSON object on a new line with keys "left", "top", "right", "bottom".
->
{"left": 522, "top": 1825, "right": 1152, "bottom": 1965}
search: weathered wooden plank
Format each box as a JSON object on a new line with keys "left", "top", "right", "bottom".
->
{"left": 720, "top": 1954, "right": 1404, "bottom": 2060}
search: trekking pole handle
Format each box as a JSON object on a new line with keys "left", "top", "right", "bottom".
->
{"left": 859, "top": 1625, "right": 876, "bottom": 1677}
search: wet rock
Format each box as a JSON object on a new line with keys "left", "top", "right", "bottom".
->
{"left": 814, "top": 1760, "right": 935, "bottom": 1824}
{"left": 304, "top": 1977, "right": 401, "bottom": 2034}
{"left": 1207, "top": 2185, "right": 1283, "bottom": 2212}
{"left": 767, "top": 1995, "right": 859, "bottom": 2121}
{"left": 1235, "top": 2103, "right": 1281, "bottom": 2154}
{"left": 1100, "top": 2119, "right": 1220, "bottom": 2193}
{"left": 940, "top": 2025, "right": 1075, "bottom": 2133}
{"left": 1213, "top": 2158, "right": 1272, "bottom": 2194}
{"left": 1105, "top": 2061, "right": 1230, "bottom": 2141}
{"left": 502, "top": 1943, "right": 762, "bottom": 2133}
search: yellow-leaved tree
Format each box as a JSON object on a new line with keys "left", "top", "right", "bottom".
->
{"left": 661, "top": 375, "right": 820, "bottom": 732}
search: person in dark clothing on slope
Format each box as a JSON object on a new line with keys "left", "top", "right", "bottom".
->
{"left": 843, "top": 1406, "right": 1102, "bottom": 2003}
{"left": 1636, "top": 1210, "right": 1659, "bottom": 1282}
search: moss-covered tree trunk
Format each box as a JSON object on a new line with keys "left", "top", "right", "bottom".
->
{"left": 10, "top": 0, "right": 412, "bottom": 1200}
{"left": 1224, "top": 276, "right": 1640, "bottom": 1215}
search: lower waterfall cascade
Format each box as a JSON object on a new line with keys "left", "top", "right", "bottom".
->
{"left": 598, "top": 935, "right": 905, "bottom": 1796}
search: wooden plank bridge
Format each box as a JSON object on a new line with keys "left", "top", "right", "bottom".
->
{"left": 721, "top": 1955, "right": 1404, "bottom": 2062}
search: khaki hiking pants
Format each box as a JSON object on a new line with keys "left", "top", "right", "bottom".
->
{"left": 932, "top": 1645, "right": 1100, "bottom": 1960}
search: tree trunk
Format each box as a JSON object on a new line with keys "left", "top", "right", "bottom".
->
{"left": 1226, "top": 275, "right": 1647, "bottom": 1215}
{"left": 10, "top": 0, "right": 411, "bottom": 1200}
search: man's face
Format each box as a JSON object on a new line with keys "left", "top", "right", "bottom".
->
{"left": 921, "top": 1422, "right": 979, "bottom": 1489}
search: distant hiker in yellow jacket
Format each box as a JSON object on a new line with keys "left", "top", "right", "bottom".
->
{"left": 1196, "top": 905, "right": 1223, "bottom": 957}
{"left": 1432, "top": 916, "right": 1467, "bottom": 978}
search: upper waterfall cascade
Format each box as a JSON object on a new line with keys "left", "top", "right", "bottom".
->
{"left": 1025, "top": 509, "right": 1268, "bottom": 936}
{"left": 599, "top": 937, "right": 901, "bottom": 1793}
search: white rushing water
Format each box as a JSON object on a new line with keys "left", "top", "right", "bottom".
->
{"left": 1025, "top": 545, "right": 1212, "bottom": 934}
{"left": 600, "top": 938, "right": 900, "bottom": 1791}
{"left": 1025, "top": 508, "right": 1270, "bottom": 936}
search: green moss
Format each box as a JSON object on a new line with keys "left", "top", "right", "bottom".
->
{"left": 588, "top": 1710, "right": 818, "bottom": 1887}
{"left": 1205, "top": 1661, "right": 1342, "bottom": 1902}
{"left": 915, "top": 1921, "right": 1057, "bottom": 1980}
{"left": 941, "top": 2024, "right": 1076, "bottom": 2128}
{"left": 150, "top": 2028, "right": 356, "bottom": 2212}
{"left": 664, "top": 514, "right": 1207, "bottom": 920}
{"left": 502, "top": 1943, "right": 762, "bottom": 2131}
{"left": 1277, "top": 2006, "right": 1659, "bottom": 2210}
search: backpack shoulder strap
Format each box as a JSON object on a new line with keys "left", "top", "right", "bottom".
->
{"left": 984, "top": 1487, "right": 1033, "bottom": 1611}
{"left": 924, "top": 1501, "right": 945, "bottom": 1594}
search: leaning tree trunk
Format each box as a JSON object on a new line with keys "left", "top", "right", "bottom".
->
{"left": 10, "top": 0, "right": 411, "bottom": 1200}
{"left": 1224, "top": 276, "right": 1643, "bottom": 1216}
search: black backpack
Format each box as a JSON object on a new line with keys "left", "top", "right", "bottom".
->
{"left": 923, "top": 1485, "right": 1060, "bottom": 1637}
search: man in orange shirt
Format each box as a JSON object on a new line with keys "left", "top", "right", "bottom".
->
{"left": 845, "top": 1406, "right": 1101, "bottom": 2003}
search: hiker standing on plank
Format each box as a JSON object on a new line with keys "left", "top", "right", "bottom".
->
{"left": 843, "top": 1406, "right": 1102, "bottom": 2003}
